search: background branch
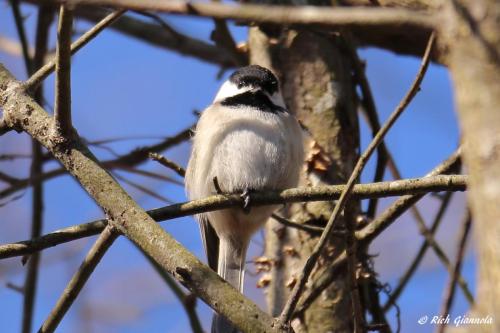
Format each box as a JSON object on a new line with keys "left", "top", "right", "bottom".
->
{"left": 39, "top": 226, "right": 118, "bottom": 333}
{"left": 437, "top": 210, "right": 472, "bottom": 333}
{"left": 24, "top": 9, "right": 126, "bottom": 90}
{"left": 52, "top": 5, "right": 73, "bottom": 139}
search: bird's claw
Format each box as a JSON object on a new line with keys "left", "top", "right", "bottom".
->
{"left": 240, "top": 188, "right": 252, "bottom": 214}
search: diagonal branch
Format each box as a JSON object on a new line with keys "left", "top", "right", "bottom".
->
{"left": 293, "top": 148, "right": 461, "bottom": 317}
{"left": 437, "top": 210, "right": 472, "bottom": 333}
{"left": 24, "top": 9, "right": 126, "bottom": 90}
{"left": 209, "top": 0, "right": 247, "bottom": 66}
{"left": 144, "top": 249, "right": 203, "bottom": 333}
{"left": 0, "top": 64, "right": 279, "bottom": 333}
{"left": 382, "top": 191, "right": 454, "bottom": 311}
{"left": 0, "top": 174, "right": 467, "bottom": 260}
{"left": 279, "top": 32, "right": 436, "bottom": 328}
{"left": 39, "top": 225, "right": 118, "bottom": 333}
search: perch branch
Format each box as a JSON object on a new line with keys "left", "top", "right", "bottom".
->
{"left": 0, "top": 174, "right": 467, "bottom": 260}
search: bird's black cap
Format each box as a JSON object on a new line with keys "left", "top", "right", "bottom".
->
{"left": 229, "top": 65, "right": 279, "bottom": 95}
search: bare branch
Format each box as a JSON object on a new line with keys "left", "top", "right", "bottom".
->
{"left": 339, "top": 0, "right": 440, "bottom": 11}
{"left": 347, "top": 39, "right": 388, "bottom": 219}
{"left": 0, "top": 174, "right": 468, "bottom": 260}
{"left": 0, "top": 171, "right": 22, "bottom": 185}
{"left": 270, "top": 214, "right": 325, "bottom": 235}
{"left": 356, "top": 149, "right": 460, "bottom": 243}
{"left": 143, "top": 249, "right": 203, "bottom": 333}
{"left": 0, "top": 125, "right": 192, "bottom": 201}
{"left": 46, "top": 1, "right": 436, "bottom": 31}
{"left": 382, "top": 192, "right": 454, "bottom": 311}
{"left": 10, "top": 5, "right": 54, "bottom": 333}
{"left": 279, "top": 32, "right": 436, "bottom": 327}
{"left": 24, "top": 9, "right": 126, "bottom": 90}
{"left": 209, "top": 0, "right": 247, "bottom": 66}
{"left": 9, "top": 0, "right": 33, "bottom": 74}
{"left": 437, "top": 210, "right": 472, "bottom": 333}
{"left": 39, "top": 225, "right": 118, "bottom": 333}
{"left": 294, "top": 148, "right": 461, "bottom": 317}
{"left": 357, "top": 149, "right": 474, "bottom": 305}
{"left": 149, "top": 152, "right": 186, "bottom": 177}
{"left": 74, "top": 7, "right": 237, "bottom": 67}
{"left": 114, "top": 172, "right": 173, "bottom": 203}
{"left": 53, "top": 5, "right": 74, "bottom": 139}
{"left": 0, "top": 35, "right": 33, "bottom": 58}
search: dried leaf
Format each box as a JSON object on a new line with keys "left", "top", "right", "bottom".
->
{"left": 257, "top": 275, "right": 271, "bottom": 288}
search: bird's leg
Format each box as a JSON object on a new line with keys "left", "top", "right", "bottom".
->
{"left": 240, "top": 187, "right": 253, "bottom": 214}
{"left": 213, "top": 176, "right": 223, "bottom": 194}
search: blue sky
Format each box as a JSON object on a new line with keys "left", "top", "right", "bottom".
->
{"left": 0, "top": 3, "right": 473, "bottom": 333}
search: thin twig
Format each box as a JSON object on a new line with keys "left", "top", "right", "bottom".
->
{"left": 73, "top": 7, "right": 236, "bottom": 67}
{"left": 383, "top": 192, "right": 454, "bottom": 311}
{"left": 294, "top": 149, "right": 461, "bottom": 318}
{"left": 114, "top": 172, "right": 173, "bottom": 203}
{"left": 210, "top": 0, "right": 247, "bottom": 66}
{"left": 149, "top": 152, "right": 186, "bottom": 177}
{"left": 24, "top": 9, "right": 126, "bottom": 90}
{"left": 437, "top": 210, "right": 472, "bottom": 333}
{"left": 143, "top": 250, "right": 203, "bottom": 333}
{"left": 279, "top": 32, "right": 436, "bottom": 328}
{"left": 0, "top": 124, "right": 192, "bottom": 200}
{"left": 0, "top": 174, "right": 467, "bottom": 260}
{"left": 38, "top": 225, "right": 118, "bottom": 333}
{"left": 53, "top": 5, "right": 74, "bottom": 138}
{"left": 356, "top": 149, "right": 460, "bottom": 243}
{"left": 271, "top": 214, "right": 325, "bottom": 235}
{"left": 345, "top": 37, "right": 387, "bottom": 219}
{"left": 294, "top": 252, "right": 348, "bottom": 316}
{"left": 357, "top": 149, "right": 474, "bottom": 304}
{"left": 9, "top": 0, "right": 33, "bottom": 74}
{"left": 117, "top": 166, "right": 183, "bottom": 185}
{"left": 0, "top": 171, "right": 21, "bottom": 185}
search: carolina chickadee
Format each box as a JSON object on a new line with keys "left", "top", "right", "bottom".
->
{"left": 185, "top": 65, "right": 304, "bottom": 333}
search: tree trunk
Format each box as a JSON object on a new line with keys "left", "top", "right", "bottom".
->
{"left": 249, "top": 26, "right": 361, "bottom": 331}
{"left": 443, "top": 1, "right": 500, "bottom": 331}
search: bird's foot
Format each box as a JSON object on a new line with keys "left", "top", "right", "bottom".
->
{"left": 240, "top": 188, "right": 253, "bottom": 214}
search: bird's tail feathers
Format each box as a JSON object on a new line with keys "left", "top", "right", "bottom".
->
{"left": 211, "top": 237, "right": 248, "bottom": 333}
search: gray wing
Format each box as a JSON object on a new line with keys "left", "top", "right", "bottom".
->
{"left": 199, "top": 216, "right": 219, "bottom": 272}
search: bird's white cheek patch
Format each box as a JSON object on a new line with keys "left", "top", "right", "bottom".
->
{"left": 213, "top": 81, "right": 252, "bottom": 103}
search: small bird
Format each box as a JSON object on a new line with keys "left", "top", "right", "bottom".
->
{"left": 185, "top": 65, "right": 304, "bottom": 333}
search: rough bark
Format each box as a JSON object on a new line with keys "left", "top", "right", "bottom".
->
{"left": 441, "top": 0, "right": 500, "bottom": 331}
{"left": 279, "top": 31, "right": 360, "bottom": 333}
{"left": 249, "top": 20, "right": 361, "bottom": 330}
